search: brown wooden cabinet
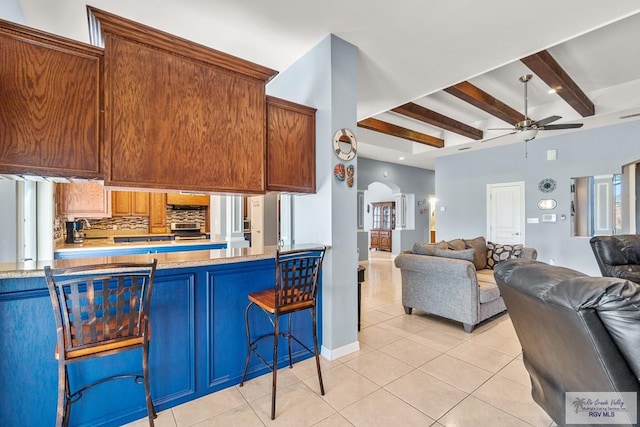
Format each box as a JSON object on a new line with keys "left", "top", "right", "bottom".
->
{"left": 166, "top": 193, "right": 209, "bottom": 206}
{"left": 112, "top": 191, "right": 150, "bottom": 217}
{"left": 59, "top": 181, "right": 111, "bottom": 218}
{"left": 0, "top": 19, "right": 103, "bottom": 178}
{"left": 266, "top": 96, "right": 317, "bottom": 193}
{"left": 149, "top": 193, "right": 167, "bottom": 233}
{"left": 90, "top": 8, "right": 277, "bottom": 194}
{"left": 370, "top": 202, "right": 395, "bottom": 251}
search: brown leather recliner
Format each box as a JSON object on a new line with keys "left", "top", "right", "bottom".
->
{"left": 590, "top": 234, "right": 640, "bottom": 283}
{"left": 494, "top": 259, "right": 640, "bottom": 427}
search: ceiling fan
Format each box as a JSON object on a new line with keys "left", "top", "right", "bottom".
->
{"left": 487, "top": 74, "right": 583, "bottom": 142}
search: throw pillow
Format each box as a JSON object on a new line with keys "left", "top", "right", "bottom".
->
{"left": 412, "top": 242, "right": 436, "bottom": 256}
{"left": 486, "top": 241, "right": 523, "bottom": 269}
{"left": 464, "top": 236, "right": 488, "bottom": 270}
{"left": 433, "top": 247, "right": 475, "bottom": 262}
{"left": 446, "top": 239, "right": 466, "bottom": 251}
{"left": 412, "top": 241, "right": 449, "bottom": 255}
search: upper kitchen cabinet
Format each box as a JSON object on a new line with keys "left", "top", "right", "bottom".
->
{"left": 59, "top": 181, "right": 111, "bottom": 219}
{"left": 266, "top": 96, "right": 317, "bottom": 193}
{"left": 112, "top": 191, "right": 150, "bottom": 217}
{"left": 89, "top": 8, "right": 277, "bottom": 194}
{"left": 166, "top": 193, "right": 210, "bottom": 207}
{"left": 0, "top": 19, "right": 103, "bottom": 178}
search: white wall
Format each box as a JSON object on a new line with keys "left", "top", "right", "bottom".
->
{"left": 0, "top": 181, "right": 17, "bottom": 262}
{"left": 266, "top": 35, "right": 359, "bottom": 357}
{"left": 435, "top": 120, "right": 640, "bottom": 276}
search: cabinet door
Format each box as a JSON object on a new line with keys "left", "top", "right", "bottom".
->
{"left": 113, "top": 191, "right": 149, "bottom": 216}
{"left": 379, "top": 231, "right": 392, "bottom": 251}
{"left": 60, "top": 181, "right": 111, "bottom": 218}
{"left": 149, "top": 193, "right": 167, "bottom": 233}
{"left": 131, "top": 192, "right": 150, "bottom": 216}
{"left": 266, "top": 96, "right": 316, "bottom": 193}
{"left": 372, "top": 205, "right": 381, "bottom": 229}
{"left": 382, "top": 205, "right": 391, "bottom": 229}
{"left": 370, "top": 231, "right": 380, "bottom": 248}
{"left": 91, "top": 9, "right": 276, "bottom": 193}
{"left": 0, "top": 21, "right": 102, "bottom": 178}
{"left": 112, "top": 191, "right": 132, "bottom": 217}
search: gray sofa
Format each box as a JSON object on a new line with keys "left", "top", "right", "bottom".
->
{"left": 394, "top": 237, "right": 537, "bottom": 332}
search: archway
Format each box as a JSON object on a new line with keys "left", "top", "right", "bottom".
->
{"left": 360, "top": 181, "right": 416, "bottom": 259}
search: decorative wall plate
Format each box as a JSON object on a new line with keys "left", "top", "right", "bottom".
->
{"left": 538, "top": 178, "right": 557, "bottom": 193}
{"left": 537, "top": 199, "right": 557, "bottom": 210}
{"left": 333, "top": 163, "right": 346, "bottom": 181}
{"left": 333, "top": 128, "right": 357, "bottom": 161}
{"left": 346, "top": 164, "right": 355, "bottom": 187}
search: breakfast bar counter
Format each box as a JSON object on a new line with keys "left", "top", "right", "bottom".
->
{"left": 0, "top": 245, "right": 325, "bottom": 426}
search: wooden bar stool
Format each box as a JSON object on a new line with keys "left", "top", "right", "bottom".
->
{"left": 44, "top": 260, "right": 158, "bottom": 427}
{"left": 239, "top": 247, "right": 326, "bottom": 420}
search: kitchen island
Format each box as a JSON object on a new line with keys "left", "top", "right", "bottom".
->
{"left": 0, "top": 245, "right": 325, "bottom": 426}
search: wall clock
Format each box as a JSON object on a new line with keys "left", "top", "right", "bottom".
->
{"left": 333, "top": 128, "right": 357, "bottom": 161}
{"left": 538, "top": 178, "right": 557, "bottom": 193}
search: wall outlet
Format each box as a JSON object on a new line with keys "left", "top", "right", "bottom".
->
{"left": 549, "top": 258, "right": 555, "bottom": 265}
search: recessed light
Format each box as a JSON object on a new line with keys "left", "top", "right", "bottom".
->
{"left": 398, "top": 156, "right": 405, "bottom": 160}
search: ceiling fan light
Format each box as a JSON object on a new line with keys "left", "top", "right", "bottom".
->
{"left": 518, "top": 128, "right": 538, "bottom": 142}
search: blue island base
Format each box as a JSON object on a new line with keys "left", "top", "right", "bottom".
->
{"left": 0, "top": 256, "right": 321, "bottom": 426}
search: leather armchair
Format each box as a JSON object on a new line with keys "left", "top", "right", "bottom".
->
{"left": 494, "top": 259, "right": 640, "bottom": 426}
{"left": 590, "top": 234, "right": 640, "bottom": 283}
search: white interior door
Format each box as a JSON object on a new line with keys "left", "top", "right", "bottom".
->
{"left": 249, "top": 196, "right": 264, "bottom": 248}
{"left": 487, "top": 181, "right": 525, "bottom": 244}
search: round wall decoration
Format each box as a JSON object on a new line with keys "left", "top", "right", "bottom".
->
{"left": 538, "top": 178, "right": 557, "bottom": 193}
{"left": 333, "top": 128, "right": 357, "bottom": 161}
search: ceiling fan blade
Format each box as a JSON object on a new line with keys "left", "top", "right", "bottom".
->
{"left": 534, "top": 115, "right": 562, "bottom": 127}
{"left": 482, "top": 131, "right": 517, "bottom": 142}
{"left": 488, "top": 127, "right": 517, "bottom": 131}
{"left": 541, "top": 123, "right": 584, "bottom": 130}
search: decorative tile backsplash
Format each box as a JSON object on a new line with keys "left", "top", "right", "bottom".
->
{"left": 65, "top": 207, "right": 208, "bottom": 236}
{"left": 167, "top": 209, "right": 207, "bottom": 226}
{"left": 85, "top": 216, "right": 150, "bottom": 231}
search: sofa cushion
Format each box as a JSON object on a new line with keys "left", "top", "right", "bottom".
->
{"left": 433, "top": 247, "right": 475, "bottom": 262}
{"left": 487, "top": 242, "right": 523, "bottom": 269}
{"left": 446, "top": 239, "right": 467, "bottom": 250}
{"left": 464, "top": 236, "right": 488, "bottom": 270}
{"left": 412, "top": 241, "right": 448, "bottom": 255}
{"left": 476, "top": 269, "right": 501, "bottom": 303}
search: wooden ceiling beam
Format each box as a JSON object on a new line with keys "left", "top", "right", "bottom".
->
{"left": 521, "top": 50, "right": 595, "bottom": 117}
{"left": 391, "top": 102, "right": 483, "bottom": 140}
{"left": 444, "top": 81, "right": 525, "bottom": 125}
{"left": 357, "top": 118, "right": 444, "bottom": 148}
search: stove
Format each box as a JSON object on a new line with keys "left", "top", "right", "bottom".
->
{"left": 170, "top": 222, "right": 209, "bottom": 240}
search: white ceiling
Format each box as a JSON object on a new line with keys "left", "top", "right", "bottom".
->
{"left": 14, "top": 0, "right": 640, "bottom": 170}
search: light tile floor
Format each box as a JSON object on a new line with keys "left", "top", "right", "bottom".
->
{"left": 127, "top": 251, "right": 554, "bottom": 427}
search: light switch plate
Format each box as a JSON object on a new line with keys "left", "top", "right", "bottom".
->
{"left": 542, "top": 214, "right": 557, "bottom": 222}
{"left": 527, "top": 217, "right": 539, "bottom": 224}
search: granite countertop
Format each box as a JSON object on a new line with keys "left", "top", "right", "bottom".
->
{"left": 0, "top": 243, "right": 328, "bottom": 279}
{"left": 54, "top": 236, "right": 226, "bottom": 254}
